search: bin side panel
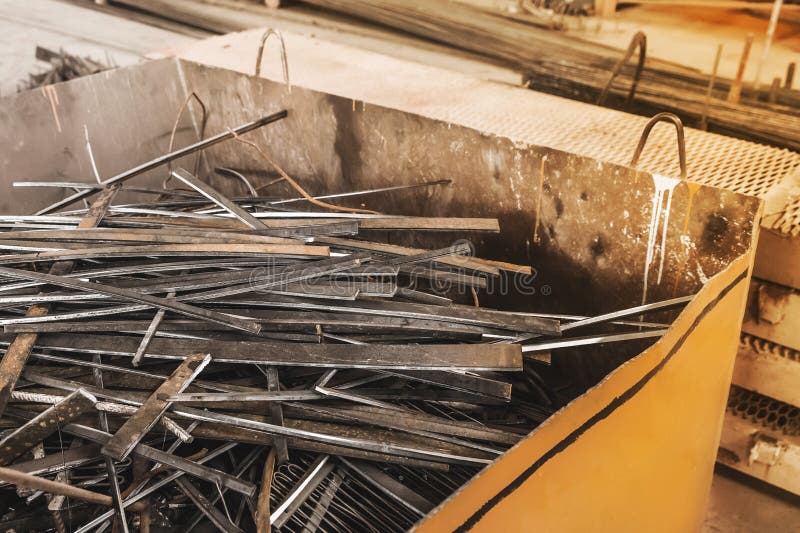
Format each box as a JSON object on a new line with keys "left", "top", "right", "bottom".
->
{"left": 0, "top": 59, "right": 196, "bottom": 214}
{"left": 176, "top": 59, "right": 759, "bottom": 315}
{"left": 416, "top": 255, "right": 752, "bottom": 532}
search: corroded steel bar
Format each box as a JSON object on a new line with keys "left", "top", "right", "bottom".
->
{"left": 101, "top": 353, "right": 210, "bottom": 461}
{"left": 35, "top": 111, "right": 288, "bottom": 215}
{"left": 0, "top": 187, "right": 117, "bottom": 417}
{"left": 0, "top": 389, "right": 96, "bottom": 465}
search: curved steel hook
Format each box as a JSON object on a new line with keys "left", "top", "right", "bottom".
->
{"left": 214, "top": 167, "right": 258, "bottom": 198}
{"left": 597, "top": 31, "right": 647, "bottom": 108}
{"left": 630, "top": 112, "right": 687, "bottom": 180}
{"left": 163, "top": 91, "right": 209, "bottom": 189}
{"left": 255, "top": 29, "right": 291, "bottom": 92}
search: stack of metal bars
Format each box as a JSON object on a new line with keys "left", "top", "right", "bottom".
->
{"left": 0, "top": 119, "right": 690, "bottom": 531}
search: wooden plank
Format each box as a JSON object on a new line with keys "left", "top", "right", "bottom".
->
{"left": 0, "top": 228, "right": 297, "bottom": 245}
{"left": 357, "top": 217, "right": 499, "bottom": 232}
{"left": 316, "top": 236, "right": 500, "bottom": 275}
{"left": 101, "top": 353, "right": 210, "bottom": 461}
{"left": 266, "top": 367, "right": 289, "bottom": 465}
{"left": 256, "top": 448, "right": 276, "bottom": 533}
{"left": 0, "top": 243, "right": 329, "bottom": 265}
{"left": 104, "top": 215, "right": 500, "bottom": 232}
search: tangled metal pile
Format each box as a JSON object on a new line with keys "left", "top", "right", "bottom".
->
{"left": 0, "top": 110, "right": 687, "bottom": 531}
{"left": 20, "top": 47, "right": 110, "bottom": 92}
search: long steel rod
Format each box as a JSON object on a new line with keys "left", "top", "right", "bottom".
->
{"left": 0, "top": 466, "right": 145, "bottom": 510}
{"left": 521, "top": 329, "right": 667, "bottom": 353}
{"left": 0, "top": 187, "right": 117, "bottom": 418}
{"left": 559, "top": 295, "right": 691, "bottom": 331}
{"left": 35, "top": 111, "right": 288, "bottom": 215}
{"left": 0, "top": 266, "right": 261, "bottom": 334}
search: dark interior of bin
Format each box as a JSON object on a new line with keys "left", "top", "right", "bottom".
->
{"left": 0, "top": 57, "right": 760, "bottom": 403}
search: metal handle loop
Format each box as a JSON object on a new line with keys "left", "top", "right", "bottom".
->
{"left": 163, "top": 91, "right": 208, "bottom": 189}
{"left": 597, "top": 31, "right": 647, "bottom": 107}
{"left": 214, "top": 167, "right": 258, "bottom": 198}
{"left": 630, "top": 112, "right": 687, "bottom": 180}
{"left": 255, "top": 29, "right": 291, "bottom": 92}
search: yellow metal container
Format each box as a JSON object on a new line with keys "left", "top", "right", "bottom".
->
{"left": 419, "top": 253, "right": 755, "bottom": 532}
{"left": 0, "top": 58, "right": 762, "bottom": 531}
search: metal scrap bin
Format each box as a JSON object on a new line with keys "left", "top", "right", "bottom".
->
{"left": 0, "top": 58, "right": 761, "bottom": 531}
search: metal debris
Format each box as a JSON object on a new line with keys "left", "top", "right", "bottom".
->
{"left": 0, "top": 133, "right": 690, "bottom": 530}
{"left": 20, "top": 47, "right": 111, "bottom": 92}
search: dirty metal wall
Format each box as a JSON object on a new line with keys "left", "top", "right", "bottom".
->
{"left": 0, "top": 60, "right": 199, "bottom": 215}
{"left": 176, "top": 59, "right": 760, "bottom": 318}
{"left": 0, "top": 58, "right": 761, "bottom": 387}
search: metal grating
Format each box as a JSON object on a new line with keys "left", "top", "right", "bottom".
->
{"left": 365, "top": 75, "right": 800, "bottom": 234}
{"left": 766, "top": 195, "right": 800, "bottom": 237}
{"left": 408, "top": 81, "right": 800, "bottom": 200}
{"left": 728, "top": 385, "right": 800, "bottom": 437}
{"left": 268, "top": 453, "right": 479, "bottom": 533}
{"left": 741, "top": 333, "right": 800, "bottom": 363}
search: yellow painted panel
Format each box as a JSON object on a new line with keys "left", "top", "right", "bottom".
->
{"left": 418, "top": 255, "right": 752, "bottom": 532}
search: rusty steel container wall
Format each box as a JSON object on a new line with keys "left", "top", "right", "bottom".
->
{"left": 172, "top": 60, "right": 760, "bottom": 312}
{"left": 0, "top": 58, "right": 762, "bottom": 530}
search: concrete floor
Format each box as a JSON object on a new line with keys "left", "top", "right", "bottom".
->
{"left": 705, "top": 466, "right": 800, "bottom": 533}
{"left": 1, "top": 1, "right": 799, "bottom": 531}
{"left": 0, "top": 0, "right": 194, "bottom": 95}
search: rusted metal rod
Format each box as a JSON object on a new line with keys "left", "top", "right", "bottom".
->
{"left": 35, "top": 111, "right": 288, "bottom": 215}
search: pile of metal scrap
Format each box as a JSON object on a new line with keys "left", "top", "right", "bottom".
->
{"left": 0, "top": 111, "right": 689, "bottom": 531}
{"left": 20, "top": 47, "right": 111, "bottom": 91}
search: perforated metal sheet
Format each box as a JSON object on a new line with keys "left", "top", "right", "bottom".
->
{"left": 728, "top": 384, "right": 800, "bottom": 437}
{"left": 426, "top": 86, "right": 800, "bottom": 199}
{"left": 767, "top": 196, "right": 800, "bottom": 237}
{"left": 176, "top": 30, "right": 800, "bottom": 233}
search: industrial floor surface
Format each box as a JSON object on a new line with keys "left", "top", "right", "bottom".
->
{"left": 1, "top": 1, "right": 799, "bottom": 531}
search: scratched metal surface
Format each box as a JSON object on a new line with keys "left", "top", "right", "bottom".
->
{"left": 0, "top": 60, "right": 200, "bottom": 215}
{"left": 172, "top": 29, "right": 799, "bottom": 236}
{"left": 0, "top": 58, "right": 761, "bottom": 320}
{"left": 0, "top": 56, "right": 761, "bottom": 404}
{"left": 174, "top": 59, "right": 760, "bottom": 320}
